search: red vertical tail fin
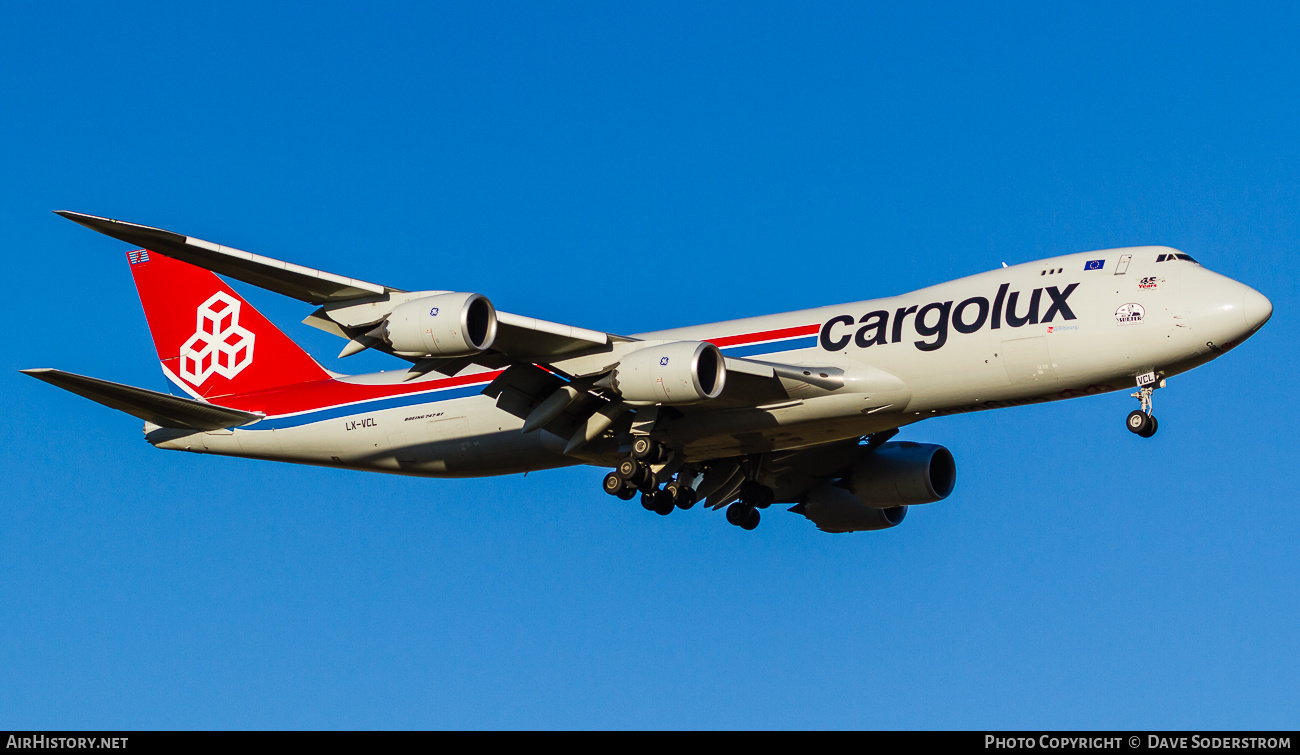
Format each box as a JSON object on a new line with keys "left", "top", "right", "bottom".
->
{"left": 126, "top": 249, "right": 331, "bottom": 399}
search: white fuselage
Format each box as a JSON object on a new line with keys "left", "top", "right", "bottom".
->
{"left": 150, "top": 246, "right": 1270, "bottom": 476}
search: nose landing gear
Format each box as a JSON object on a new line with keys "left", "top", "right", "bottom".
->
{"left": 1127, "top": 374, "right": 1161, "bottom": 438}
{"left": 1126, "top": 408, "right": 1157, "bottom": 437}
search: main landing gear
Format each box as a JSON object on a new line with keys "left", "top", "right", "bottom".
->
{"left": 601, "top": 439, "right": 697, "bottom": 516}
{"left": 1126, "top": 375, "right": 1161, "bottom": 438}
{"left": 725, "top": 501, "right": 760, "bottom": 530}
{"left": 600, "top": 441, "right": 778, "bottom": 531}
{"left": 721, "top": 478, "right": 774, "bottom": 531}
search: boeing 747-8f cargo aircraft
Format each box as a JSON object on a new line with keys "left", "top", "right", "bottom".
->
{"left": 24, "top": 212, "right": 1272, "bottom": 533}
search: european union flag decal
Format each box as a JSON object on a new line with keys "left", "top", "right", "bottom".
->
{"left": 1084, "top": 259, "right": 1105, "bottom": 270}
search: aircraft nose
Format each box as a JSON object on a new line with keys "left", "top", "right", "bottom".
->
{"left": 1181, "top": 269, "right": 1271, "bottom": 348}
{"left": 1243, "top": 285, "right": 1273, "bottom": 331}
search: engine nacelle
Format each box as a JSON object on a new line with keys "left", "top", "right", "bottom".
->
{"left": 848, "top": 441, "right": 956, "bottom": 507}
{"left": 797, "top": 483, "right": 908, "bottom": 534}
{"left": 609, "top": 341, "right": 726, "bottom": 405}
{"left": 382, "top": 293, "right": 498, "bottom": 357}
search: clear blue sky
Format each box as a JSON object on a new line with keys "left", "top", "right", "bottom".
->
{"left": 3, "top": 1, "right": 1297, "bottom": 729}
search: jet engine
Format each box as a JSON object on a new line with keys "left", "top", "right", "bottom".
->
{"left": 797, "top": 483, "right": 909, "bottom": 534}
{"left": 793, "top": 442, "right": 955, "bottom": 533}
{"left": 607, "top": 341, "right": 726, "bottom": 405}
{"left": 381, "top": 293, "right": 498, "bottom": 357}
{"left": 847, "top": 441, "right": 956, "bottom": 507}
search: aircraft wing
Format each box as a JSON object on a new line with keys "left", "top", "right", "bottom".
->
{"left": 22, "top": 368, "right": 262, "bottom": 431}
{"left": 57, "top": 211, "right": 624, "bottom": 364}
{"left": 56, "top": 212, "right": 396, "bottom": 304}
{"left": 57, "top": 212, "right": 855, "bottom": 451}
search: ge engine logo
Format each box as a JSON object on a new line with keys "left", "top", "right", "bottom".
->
{"left": 179, "top": 292, "right": 256, "bottom": 385}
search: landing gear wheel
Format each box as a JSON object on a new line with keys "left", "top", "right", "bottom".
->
{"left": 632, "top": 437, "right": 659, "bottom": 461}
{"left": 603, "top": 472, "right": 626, "bottom": 496}
{"left": 741, "top": 507, "right": 760, "bottom": 531}
{"left": 651, "top": 489, "right": 675, "bottom": 516}
{"left": 641, "top": 491, "right": 658, "bottom": 511}
{"left": 739, "top": 480, "right": 774, "bottom": 509}
{"left": 1127, "top": 410, "right": 1151, "bottom": 436}
{"left": 617, "top": 458, "right": 644, "bottom": 482}
{"left": 726, "top": 502, "right": 754, "bottom": 527}
{"left": 666, "top": 482, "right": 697, "bottom": 510}
{"left": 616, "top": 487, "right": 637, "bottom": 500}
{"left": 1128, "top": 382, "right": 1160, "bottom": 438}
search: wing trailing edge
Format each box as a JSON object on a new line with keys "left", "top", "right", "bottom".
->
{"left": 55, "top": 211, "right": 393, "bottom": 304}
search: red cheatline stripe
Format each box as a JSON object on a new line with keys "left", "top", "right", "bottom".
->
{"left": 220, "top": 369, "right": 505, "bottom": 416}
{"left": 707, "top": 324, "right": 819, "bottom": 348}
{"left": 220, "top": 324, "right": 821, "bottom": 415}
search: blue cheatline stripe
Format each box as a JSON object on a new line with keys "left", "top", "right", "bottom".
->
{"left": 241, "top": 334, "right": 818, "bottom": 431}
{"left": 247, "top": 384, "right": 488, "bottom": 431}
{"left": 160, "top": 365, "right": 204, "bottom": 400}
{"left": 719, "top": 336, "right": 818, "bottom": 358}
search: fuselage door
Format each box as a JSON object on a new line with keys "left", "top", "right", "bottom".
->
{"left": 1001, "top": 336, "right": 1058, "bottom": 385}
{"left": 1114, "top": 254, "right": 1132, "bottom": 275}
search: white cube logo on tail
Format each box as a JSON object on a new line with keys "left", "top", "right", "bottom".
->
{"left": 179, "top": 292, "right": 255, "bottom": 385}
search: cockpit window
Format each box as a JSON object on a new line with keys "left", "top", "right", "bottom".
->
{"left": 1156, "top": 253, "right": 1200, "bottom": 264}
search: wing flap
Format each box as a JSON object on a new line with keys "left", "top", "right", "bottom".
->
{"left": 22, "top": 368, "right": 261, "bottom": 431}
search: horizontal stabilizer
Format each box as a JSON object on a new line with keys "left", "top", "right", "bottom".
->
{"left": 21, "top": 368, "right": 262, "bottom": 430}
{"left": 56, "top": 211, "right": 393, "bottom": 304}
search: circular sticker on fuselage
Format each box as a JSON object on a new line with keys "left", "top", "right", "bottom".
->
{"left": 1115, "top": 302, "right": 1145, "bottom": 326}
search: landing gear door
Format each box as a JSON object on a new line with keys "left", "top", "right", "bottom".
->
{"left": 1114, "top": 254, "right": 1132, "bottom": 275}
